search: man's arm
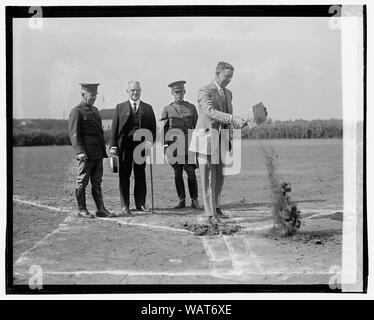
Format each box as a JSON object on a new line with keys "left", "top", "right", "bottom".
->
{"left": 68, "top": 108, "right": 85, "bottom": 155}
{"left": 198, "top": 88, "right": 246, "bottom": 128}
{"left": 192, "top": 104, "right": 198, "bottom": 128}
{"left": 197, "top": 87, "right": 232, "bottom": 124}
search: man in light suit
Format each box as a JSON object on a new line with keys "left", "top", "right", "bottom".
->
{"left": 109, "top": 81, "right": 156, "bottom": 215}
{"left": 189, "top": 62, "right": 248, "bottom": 225}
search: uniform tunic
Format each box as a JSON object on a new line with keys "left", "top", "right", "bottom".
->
{"left": 161, "top": 100, "right": 199, "bottom": 200}
{"left": 68, "top": 102, "right": 107, "bottom": 191}
{"left": 161, "top": 100, "right": 198, "bottom": 163}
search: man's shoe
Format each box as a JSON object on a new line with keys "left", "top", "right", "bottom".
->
{"left": 121, "top": 206, "right": 132, "bottom": 215}
{"left": 96, "top": 207, "right": 115, "bottom": 218}
{"left": 136, "top": 205, "right": 151, "bottom": 212}
{"left": 191, "top": 199, "right": 203, "bottom": 210}
{"left": 174, "top": 199, "right": 186, "bottom": 209}
{"left": 91, "top": 189, "right": 114, "bottom": 217}
{"left": 76, "top": 189, "right": 93, "bottom": 218}
{"left": 216, "top": 207, "right": 229, "bottom": 219}
{"left": 208, "top": 216, "right": 223, "bottom": 226}
{"left": 78, "top": 209, "right": 94, "bottom": 219}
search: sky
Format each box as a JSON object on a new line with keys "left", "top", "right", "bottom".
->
{"left": 13, "top": 17, "right": 342, "bottom": 121}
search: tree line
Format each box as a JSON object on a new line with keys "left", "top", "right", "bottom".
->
{"left": 241, "top": 119, "right": 343, "bottom": 139}
{"left": 13, "top": 118, "right": 343, "bottom": 146}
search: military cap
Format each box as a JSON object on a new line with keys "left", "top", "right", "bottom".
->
{"left": 168, "top": 80, "right": 186, "bottom": 90}
{"left": 80, "top": 83, "right": 100, "bottom": 94}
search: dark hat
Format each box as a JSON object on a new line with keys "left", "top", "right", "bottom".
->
{"left": 168, "top": 80, "right": 186, "bottom": 90}
{"left": 80, "top": 83, "right": 100, "bottom": 94}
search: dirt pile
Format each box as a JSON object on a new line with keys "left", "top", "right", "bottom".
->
{"left": 262, "top": 146, "right": 301, "bottom": 236}
{"left": 266, "top": 229, "right": 341, "bottom": 246}
{"left": 291, "top": 230, "right": 340, "bottom": 245}
{"left": 183, "top": 222, "right": 241, "bottom": 236}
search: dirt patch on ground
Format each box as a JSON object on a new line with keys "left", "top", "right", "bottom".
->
{"left": 13, "top": 203, "right": 68, "bottom": 264}
{"left": 183, "top": 222, "right": 241, "bottom": 236}
{"left": 291, "top": 230, "right": 342, "bottom": 245}
{"left": 265, "top": 227, "right": 342, "bottom": 246}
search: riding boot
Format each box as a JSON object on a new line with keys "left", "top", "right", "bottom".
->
{"left": 174, "top": 198, "right": 186, "bottom": 209}
{"left": 92, "top": 187, "right": 114, "bottom": 217}
{"left": 75, "top": 188, "right": 94, "bottom": 218}
{"left": 191, "top": 198, "right": 203, "bottom": 210}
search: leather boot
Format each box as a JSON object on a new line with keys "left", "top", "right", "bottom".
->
{"left": 92, "top": 188, "right": 114, "bottom": 217}
{"left": 191, "top": 198, "right": 203, "bottom": 210}
{"left": 216, "top": 207, "right": 229, "bottom": 219}
{"left": 121, "top": 205, "right": 132, "bottom": 215}
{"left": 174, "top": 198, "right": 186, "bottom": 209}
{"left": 76, "top": 189, "right": 94, "bottom": 218}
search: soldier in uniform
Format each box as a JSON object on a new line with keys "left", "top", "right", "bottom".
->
{"left": 68, "top": 83, "right": 114, "bottom": 218}
{"left": 161, "top": 81, "right": 203, "bottom": 210}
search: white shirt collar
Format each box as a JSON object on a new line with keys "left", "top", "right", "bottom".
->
{"left": 213, "top": 80, "right": 223, "bottom": 92}
{"left": 129, "top": 99, "right": 141, "bottom": 108}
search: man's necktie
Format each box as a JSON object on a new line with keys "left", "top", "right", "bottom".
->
{"left": 219, "top": 88, "right": 227, "bottom": 112}
{"left": 219, "top": 88, "right": 225, "bottom": 98}
{"left": 133, "top": 102, "right": 137, "bottom": 113}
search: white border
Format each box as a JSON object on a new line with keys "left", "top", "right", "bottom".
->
{"left": 341, "top": 6, "right": 364, "bottom": 292}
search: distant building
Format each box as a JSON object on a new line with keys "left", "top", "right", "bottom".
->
{"left": 99, "top": 109, "right": 115, "bottom": 131}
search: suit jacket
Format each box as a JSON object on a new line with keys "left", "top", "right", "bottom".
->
{"left": 69, "top": 102, "right": 107, "bottom": 160}
{"left": 109, "top": 100, "right": 156, "bottom": 154}
{"left": 189, "top": 81, "right": 233, "bottom": 160}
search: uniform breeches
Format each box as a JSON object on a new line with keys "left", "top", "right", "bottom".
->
{"left": 76, "top": 159, "right": 103, "bottom": 194}
{"left": 172, "top": 163, "right": 198, "bottom": 200}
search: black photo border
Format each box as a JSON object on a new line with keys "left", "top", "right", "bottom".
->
{"left": 5, "top": 4, "right": 368, "bottom": 295}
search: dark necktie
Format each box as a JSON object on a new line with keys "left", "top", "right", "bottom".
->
{"left": 219, "top": 88, "right": 226, "bottom": 112}
{"left": 133, "top": 102, "right": 137, "bottom": 113}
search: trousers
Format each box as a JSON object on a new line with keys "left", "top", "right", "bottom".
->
{"left": 197, "top": 153, "right": 224, "bottom": 217}
{"left": 119, "top": 136, "right": 147, "bottom": 208}
{"left": 76, "top": 159, "right": 103, "bottom": 194}
{"left": 172, "top": 163, "right": 198, "bottom": 200}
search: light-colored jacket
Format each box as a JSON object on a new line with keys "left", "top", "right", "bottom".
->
{"left": 189, "top": 81, "right": 233, "bottom": 159}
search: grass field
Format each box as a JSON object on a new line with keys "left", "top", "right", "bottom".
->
{"left": 12, "top": 139, "right": 343, "bottom": 287}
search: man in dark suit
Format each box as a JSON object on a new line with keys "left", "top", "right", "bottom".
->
{"left": 69, "top": 83, "right": 114, "bottom": 218}
{"left": 109, "top": 81, "right": 156, "bottom": 214}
